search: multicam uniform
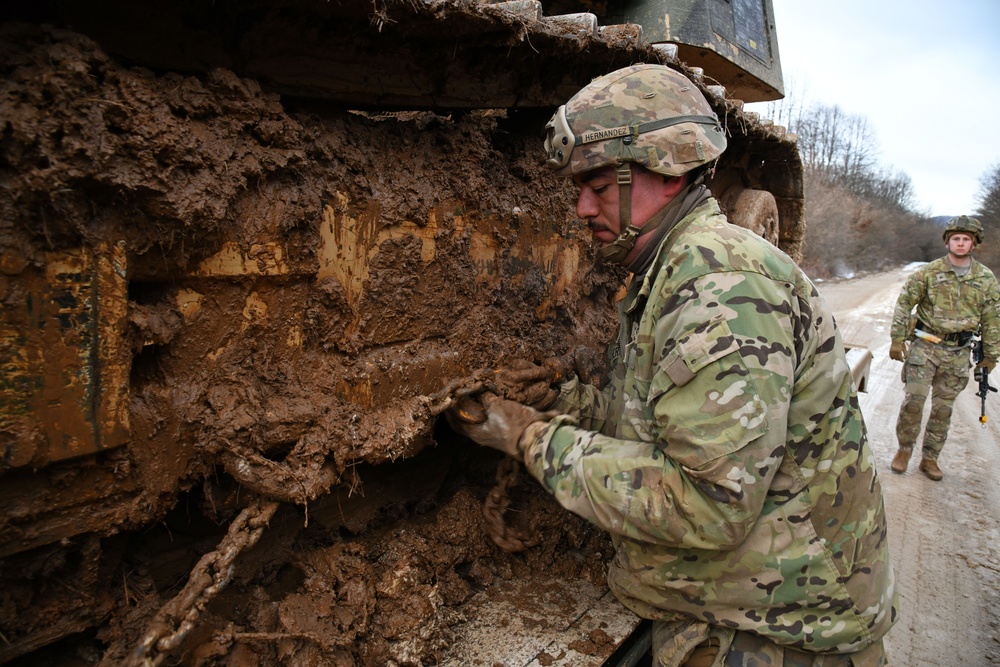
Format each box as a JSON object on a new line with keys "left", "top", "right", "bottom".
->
{"left": 519, "top": 200, "right": 898, "bottom": 663}
{"left": 890, "top": 257, "right": 1000, "bottom": 459}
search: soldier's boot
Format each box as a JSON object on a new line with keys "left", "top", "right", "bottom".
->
{"left": 890, "top": 447, "right": 912, "bottom": 474}
{"left": 680, "top": 639, "right": 720, "bottom": 667}
{"left": 919, "top": 458, "right": 943, "bottom": 481}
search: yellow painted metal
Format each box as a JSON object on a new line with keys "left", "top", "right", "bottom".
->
{"left": 0, "top": 242, "right": 129, "bottom": 468}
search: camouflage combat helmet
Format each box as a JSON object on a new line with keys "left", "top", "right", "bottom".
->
{"left": 942, "top": 215, "right": 983, "bottom": 244}
{"left": 543, "top": 64, "right": 727, "bottom": 178}
{"left": 543, "top": 64, "right": 727, "bottom": 264}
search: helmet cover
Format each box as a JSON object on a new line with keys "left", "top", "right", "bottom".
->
{"left": 942, "top": 215, "right": 984, "bottom": 244}
{"left": 544, "top": 64, "right": 727, "bottom": 178}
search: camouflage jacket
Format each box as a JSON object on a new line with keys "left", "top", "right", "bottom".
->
{"left": 521, "top": 200, "right": 898, "bottom": 653}
{"left": 889, "top": 256, "right": 1000, "bottom": 362}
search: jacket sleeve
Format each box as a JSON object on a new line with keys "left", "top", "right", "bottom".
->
{"left": 521, "top": 270, "right": 807, "bottom": 551}
{"left": 890, "top": 271, "right": 924, "bottom": 342}
{"left": 549, "top": 375, "right": 611, "bottom": 433}
{"left": 981, "top": 273, "right": 1000, "bottom": 362}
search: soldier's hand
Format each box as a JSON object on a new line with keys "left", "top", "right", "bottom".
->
{"left": 978, "top": 357, "right": 997, "bottom": 374}
{"left": 445, "top": 393, "right": 555, "bottom": 460}
{"left": 889, "top": 340, "right": 907, "bottom": 362}
{"left": 497, "top": 358, "right": 566, "bottom": 410}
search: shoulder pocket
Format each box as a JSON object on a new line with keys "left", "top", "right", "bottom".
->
{"left": 648, "top": 317, "right": 769, "bottom": 466}
{"left": 650, "top": 317, "right": 741, "bottom": 397}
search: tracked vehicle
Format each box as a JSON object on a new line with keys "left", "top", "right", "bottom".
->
{"left": 0, "top": 1, "right": 803, "bottom": 664}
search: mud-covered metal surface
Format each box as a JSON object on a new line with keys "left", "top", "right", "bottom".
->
{"left": 1, "top": 241, "right": 129, "bottom": 468}
{"left": 2, "top": 0, "right": 804, "bottom": 246}
{"left": 3, "top": 0, "right": 668, "bottom": 110}
{"left": 0, "top": 22, "right": 626, "bottom": 665}
{"left": 0, "top": 1, "right": 802, "bottom": 662}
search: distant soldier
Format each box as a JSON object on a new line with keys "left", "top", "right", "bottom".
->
{"left": 889, "top": 215, "right": 1000, "bottom": 480}
{"left": 448, "top": 65, "right": 897, "bottom": 666}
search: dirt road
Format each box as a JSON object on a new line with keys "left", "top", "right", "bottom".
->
{"left": 816, "top": 266, "right": 1000, "bottom": 667}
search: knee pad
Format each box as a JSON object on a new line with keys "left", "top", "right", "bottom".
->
{"left": 930, "top": 403, "right": 953, "bottom": 422}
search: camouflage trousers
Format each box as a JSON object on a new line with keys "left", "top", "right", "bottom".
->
{"left": 896, "top": 338, "right": 971, "bottom": 460}
{"left": 651, "top": 620, "right": 886, "bottom": 667}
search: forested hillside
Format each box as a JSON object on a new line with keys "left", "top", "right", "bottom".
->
{"left": 753, "top": 98, "right": 1000, "bottom": 278}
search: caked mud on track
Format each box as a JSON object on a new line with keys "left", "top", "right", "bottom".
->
{"left": 1, "top": 1, "right": 803, "bottom": 661}
{"left": 1, "top": 22, "right": 622, "bottom": 664}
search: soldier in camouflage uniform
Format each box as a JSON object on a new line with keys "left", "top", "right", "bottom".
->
{"left": 447, "top": 65, "right": 897, "bottom": 666}
{"left": 888, "top": 215, "right": 1000, "bottom": 480}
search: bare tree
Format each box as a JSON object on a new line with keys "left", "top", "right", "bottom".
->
{"left": 754, "top": 74, "right": 811, "bottom": 131}
{"left": 755, "top": 92, "right": 940, "bottom": 276}
{"left": 799, "top": 172, "right": 930, "bottom": 279}
{"left": 794, "top": 104, "right": 879, "bottom": 188}
{"left": 837, "top": 114, "right": 879, "bottom": 193}
{"left": 856, "top": 168, "right": 915, "bottom": 212}
{"left": 974, "top": 161, "right": 1000, "bottom": 272}
{"left": 975, "top": 162, "right": 1000, "bottom": 224}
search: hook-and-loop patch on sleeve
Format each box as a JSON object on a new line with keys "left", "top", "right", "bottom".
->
{"left": 647, "top": 317, "right": 769, "bottom": 467}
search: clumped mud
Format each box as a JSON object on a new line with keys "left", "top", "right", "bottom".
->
{"left": 0, "top": 23, "right": 623, "bottom": 666}
{"left": 85, "top": 445, "right": 614, "bottom": 667}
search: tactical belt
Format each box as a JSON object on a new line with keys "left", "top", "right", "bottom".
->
{"left": 915, "top": 320, "right": 974, "bottom": 346}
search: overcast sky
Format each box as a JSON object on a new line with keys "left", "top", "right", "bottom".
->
{"left": 748, "top": 0, "right": 1000, "bottom": 218}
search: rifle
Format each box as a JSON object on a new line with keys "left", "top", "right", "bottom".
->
{"left": 972, "top": 337, "right": 998, "bottom": 426}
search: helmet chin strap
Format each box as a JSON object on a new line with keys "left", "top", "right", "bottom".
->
{"left": 599, "top": 164, "right": 642, "bottom": 264}
{"left": 599, "top": 163, "right": 678, "bottom": 265}
{"left": 597, "top": 163, "right": 712, "bottom": 268}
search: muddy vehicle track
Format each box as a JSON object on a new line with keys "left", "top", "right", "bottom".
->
{"left": 1, "top": 23, "right": 623, "bottom": 665}
{"left": 1, "top": 1, "right": 802, "bottom": 663}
